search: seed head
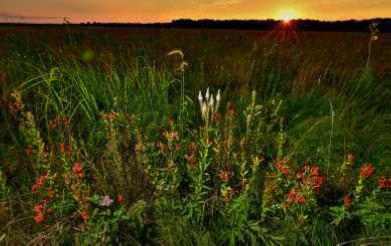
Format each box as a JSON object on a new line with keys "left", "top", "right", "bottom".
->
{"left": 216, "top": 89, "right": 221, "bottom": 103}
{"left": 202, "top": 102, "right": 207, "bottom": 118}
{"left": 209, "top": 94, "right": 214, "bottom": 108}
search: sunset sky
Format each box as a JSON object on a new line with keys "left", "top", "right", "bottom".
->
{"left": 1, "top": 0, "right": 390, "bottom": 23}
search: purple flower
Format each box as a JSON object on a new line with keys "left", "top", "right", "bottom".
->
{"left": 100, "top": 195, "right": 113, "bottom": 207}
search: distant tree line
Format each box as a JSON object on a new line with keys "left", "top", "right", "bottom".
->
{"left": 1, "top": 18, "right": 390, "bottom": 32}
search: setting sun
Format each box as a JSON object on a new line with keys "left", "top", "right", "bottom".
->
{"left": 277, "top": 10, "right": 297, "bottom": 24}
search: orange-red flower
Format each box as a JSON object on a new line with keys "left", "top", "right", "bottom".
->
{"left": 72, "top": 162, "right": 83, "bottom": 178}
{"left": 80, "top": 210, "right": 90, "bottom": 221}
{"left": 347, "top": 153, "right": 355, "bottom": 163}
{"left": 377, "top": 177, "right": 391, "bottom": 190}
{"left": 188, "top": 151, "right": 197, "bottom": 167}
{"left": 378, "top": 177, "right": 387, "bottom": 189}
{"left": 275, "top": 157, "right": 289, "bottom": 175}
{"left": 360, "top": 163, "right": 374, "bottom": 178}
{"left": 218, "top": 171, "right": 230, "bottom": 182}
{"left": 344, "top": 195, "right": 352, "bottom": 209}
{"left": 35, "top": 175, "right": 47, "bottom": 186}
{"left": 286, "top": 189, "right": 306, "bottom": 205}
{"left": 59, "top": 144, "right": 65, "bottom": 153}
{"left": 117, "top": 195, "right": 125, "bottom": 204}
{"left": 24, "top": 147, "right": 33, "bottom": 155}
{"left": 33, "top": 204, "right": 44, "bottom": 213}
{"left": 34, "top": 212, "right": 45, "bottom": 224}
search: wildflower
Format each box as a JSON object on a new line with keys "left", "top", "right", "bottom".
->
{"left": 198, "top": 91, "right": 203, "bottom": 108}
{"left": 34, "top": 212, "right": 45, "bottom": 224}
{"left": 186, "top": 143, "right": 197, "bottom": 151}
{"left": 312, "top": 176, "right": 323, "bottom": 193}
{"left": 117, "top": 195, "right": 125, "bottom": 204}
{"left": 275, "top": 157, "right": 289, "bottom": 175}
{"left": 188, "top": 151, "right": 197, "bottom": 167}
{"left": 100, "top": 195, "right": 113, "bottom": 207}
{"left": 72, "top": 162, "right": 83, "bottom": 178}
{"left": 36, "top": 176, "right": 46, "bottom": 186}
{"left": 378, "top": 177, "right": 387, "bottom": 189}
{"left": 59, "top": 144, "right": 65, "bottom": 154}
{"left": 80, "top": 210, "right": 90, "bottom": 221}
{"left": 226, "top": 102, "right": 235, "bottom": 119}
{"left": 286, "top": 189, "right": 306, "bottom": 205}
{"left": 31, "top": 184, "right": 40, "bottom": 193}
{"left": 156, "top": 141, "right": 167, "bottom": 151}
{"left": 101, "top": 112, "right": 117, "bottom": 122}
{"left": 34, "top": 204, "right": 44, "bottom": 213}
{"left": 167, "top": 116, "right": 174, "bottom": 126}
{"left": 360, "top": 163, "right": 374, "bottom": 178}
{"left": 46, "top": 208, "right": 54, "bottom": 214}
{"left": 209, "top": 94, "right": 214, "bottom": 108}
{"left": 344, "top": 195, "right": 352, "bottom": 209}
{"left": 205, "top": 87, "right": 210, "bottom": 101}
{"left": 347, "top": 152, "right": 355, "bottom": 163}
{"left": 172, "top": 131, "right": 178, "bottom": 141}
{"left": 24, "top": 147, "right": 33, "bottom": 155}
{"left": 224, "top": 187, "right": 237, "bottom": 202}
{"left": 163, "top": 130, "right": 169, "bottom": 139}
{"left": 218, "top": 171, "right": 230, "bottom": 182}
{"left": 216, "top": 89, "right": 221, "bottom": 112}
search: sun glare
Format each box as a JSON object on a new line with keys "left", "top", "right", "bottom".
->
{"left": 279, "top": 10, "right": 296, "bottom": 24}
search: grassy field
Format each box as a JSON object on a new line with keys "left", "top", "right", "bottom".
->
{"left": 0, "top": 26, "right": 390, "bottom": 245}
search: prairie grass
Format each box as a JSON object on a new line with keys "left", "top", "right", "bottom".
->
{"left": 0, "top": 26, "right": 390, "bottom": 245}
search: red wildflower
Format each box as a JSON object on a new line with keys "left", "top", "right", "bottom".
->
{"left": 344, "top": 196, "right": 352, "bottom": 209}
{"left": 378, "top": 177, "right": 387, "bottom": 189}
{"left": 347, "top": 153, "right": 355, "bottom": 163}
{"left": 188, "top": 151, "right": 197, "bottom": 167}
{"left": 360, "top": 163, "right": 374, "bottom": 178}
{"left": 224, "top": 187, "right": 237, "bottom": 202}
{"left": 65, "top": 144, "right": 72, "bottom": 156}
{"left": 36, "top": 176, "right": 46, "bottom": 186}
{"left": 72, "top": 162, "right": 83, "bottom": 178}
{"left": 34, "top": 212, "right": 45, "bottom": 224}
{"left": 46, "top": 208, "right": 55, "bottom": 214}
{"left": 117, "top": 195, "right": 125, "bottom": 204}
{"left": 312, "top": 176, "right": 324, "bottom": 193}
{"left": 275, "top": 157, "right": 289, "bottom": 175}
{"left": 31, "top": 184, "right": 41, "bottom": 193}
{"left": 286, "top": 189, "right": 306, "bottom": 205}
{"left": 176, "top": 144, "right": 181, "bottom": 152}
{"left": 24, "top": 147, "right": 33, "bottom": 155}
{"left": 59, "top": 144, "right": 65, "bottom": 154}
{"left": 34, "top": 204, "right": 44, "bottom": 213}
{"left": 186, "top": 143, "right": 197, "bottom": 151}
{"left": 218, "top": 171, "right": 230, "bottom": 182}
{"left": 172, "top": 131, "right": 178, "bottom": 141}
{"left": 80, "top": 210, "right": 90, "bottom": 221}
{"left": 156, "top": 141, "right": 166, "bottom": 151}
